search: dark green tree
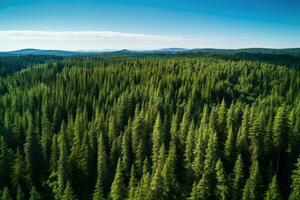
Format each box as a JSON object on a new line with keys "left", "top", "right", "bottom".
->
{"left": 110, "top": 159, "right": 125, "bottom": 200}
{"left": 264, "top": 176, "right": 281, "bottom": 200}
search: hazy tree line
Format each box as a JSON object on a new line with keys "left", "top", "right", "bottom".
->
{"left": 0, "top": 54, "right": 299, "bottom": 199}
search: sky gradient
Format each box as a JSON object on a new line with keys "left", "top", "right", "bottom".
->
{"left": 0, "top": 0, "right": 299, "bottom": 50}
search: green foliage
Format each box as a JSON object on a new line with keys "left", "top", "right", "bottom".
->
{"left": 289, "top": 158, "right": 300, "bottom": 200}
{"left": 265, "top": 176, "right": 281, "bottom": 200}
{"left": 29, "top": 187, "right": 42, "bottom": 200}
{"left": 1, "top": 187, "right": 12, "bottom": 200}
{"left": 110, "top": 159, "right": 125, "bottom": 200}
{"left": 0, "top": 54, "right": 299, "bottom": 199}
{"left": 215, "top": 159, "right": 229, "bottom": 200}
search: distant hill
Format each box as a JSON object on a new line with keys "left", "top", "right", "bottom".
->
{"left": 0, "top": 49, "right": 83, "bottom": 56}
{"left": 1, "top": 48, "right": 300, "bottom": 57}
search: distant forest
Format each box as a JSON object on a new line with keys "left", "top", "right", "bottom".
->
{"left": 0, "top": 52, "right": 299, "bottom": 200}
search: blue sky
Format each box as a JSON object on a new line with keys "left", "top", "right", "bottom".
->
{"left": 0, "top": 0, "right": 299, "bottom": 50}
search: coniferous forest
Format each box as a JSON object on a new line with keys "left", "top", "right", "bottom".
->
{"left": 0, "top": 53, "right": 299, "bottom": 200}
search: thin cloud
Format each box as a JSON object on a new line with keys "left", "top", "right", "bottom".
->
{"left": 1, "top": 30, "right": 286, "bottom": 50}
{"left": 0, "top": 30, "right": 212, "bottom": 50}
{"left": 0, "top": 30, "right": 185, "bottom": 41}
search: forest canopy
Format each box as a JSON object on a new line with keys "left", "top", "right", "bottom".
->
{"left": 0, "top": 53, "right": 299, "bottom": 200}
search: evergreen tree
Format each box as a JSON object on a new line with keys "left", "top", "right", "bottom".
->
{"left": 162, "top": 142, "right": 178, "bottom": 199}
{"left": 127, "top": 165, "right": 138, "bottom": 200}
{"left": 16, "top": 185, "right": 25, "bottom": 200}
{"left": 0, "top": 137, "right": 12, "bottom": 187}
{"left": 93, "top": 133, "right": 109, "bottom": 198}
{"left": 224, "top": 124, "right": 236, "bottom": 164}
{"left": 92, "top": 178, "right": 106, "bottom": 200}
{"left": 150, "top": 166, "right": 164, "bottom": 200}
{"left": 110, "top": 159, "right": 125, "bottom": 200}
{"left": 29, "top": 187, "right": 42, "bottom": 200}
{"left": 215, "top": 159, "right": 229, "bottom": 200}
{"left": 1, "top": 187, "right": 12, "bottom": 200}
{"left": 11, "top": 148, "right": 28, "bottom": 190}
{"left": 131, "top": 113, "right": 147, "bottom": 176}
{"left": 242, "top": 161, "right": 262, "bottom": 200}
{"left": 289, "top": 157, "right": 300, "bottom": 200}
{"left": 50, "top": 135, "right": 59, "bottom": 172}
{"left": 57, "top": 123, "right": 70, "bottom": 196}
{"left": 273, "top": 106, "right": 289, "bottom": 187}
{"left": 152, "top": 113, "right": 164, "bottom": 171}
{"left": 264, "top": 176, "right": 281, "bottom": 200}
{"left": 62, "top": 181, "right": 77, "bottom": 200}
{"left": 232, "top": 154, "right": 245, "bottom": 200}
{"left": 41, "top": 106, "right": 52, "bottom": 166}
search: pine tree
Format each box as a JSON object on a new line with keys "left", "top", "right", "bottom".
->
{"left": 289, "top": 157, "right": 300, "bottom": 200}
{"left": 179, "top": 110, "right": 190, "bottom": 150}
{"left": 137, "top": 161, "right": 151, "bottom": 200}
{"left": 62, "top": 181, "right": 77, "bottom": 200}
{"left": 41, "top": 106, "right": 52, "bottom": 166}
{"left": 184, "top": 121, "right": 196, "bottom": 166}
{"left": 273, "top": 106, "right": 289, "bottom": 153}
{"left": 24, "top": 114, "right": 42, "bottom": 184}
{"left": 50, "top": 135, "right": 59, "bottom": 172}
{"left": 249, "top": 115, "right": 264, "bottom": 163}
{"left": 57, "top": 123, "right": 70, "bottom": 196}
{"left": 152, "top": 113, "right": 164, "bottom": 171}
{"left": 242, "top": 161, "right": 262, "bottom": 200}
{"left": 215, "top": 159, "right": 229, "bottom": 200}
{"left": 150, "top": 166, "right": 164, "bottom": 200}
{"left": 11, "top": 148, "right": 28, "bottom": 190}
{"left": 192, "top": 127, "right": 209, "bottom": 179}
{"left": 92, "top": 178, "right": 106, "bottom": 200}
{"left": 188, "top": 182, "right": 198, "bottom": 200}
{"left": 232, "top": 155, "right": 245, "bottom": 200}
{"left": 224, "top": 124, "right": 236, "bottom": 164}
{"left": 127, "top": 165, "right": 138, "bottom": 200}
{"left": 217, "top": 99, "right": 227, "bottom": 138}
{"left": 110, "top": 159, "right": 125, "bottom": 200}
{"left": 184, "top": 121, "right": 196, "bottom": 192}
{"left": 121, "top": 129, "right": 132, "bottom": 179}
{"left": 0, "top": 136, "right": 12, "bottom": 187}
{"left": 131, "top": 113, "right": 147, "bottom": 176}
{"left": 78, "top": 130, "right": 92, "bottom": 189}
{"left": 29, "top": 186, "right": 42, "bottom": 200}
{"left": 273, "top": 106, "right": 289, "bottom": 187}
{"left": 162, "top": 142, "right": 178, "bottom": 199}
{"left": 1, "top": 187, "right": 12, "bottom": 200}
{"left": 16, "top": 185, "right": 25, "bottom": 200}
{"left": 95, "top": 133, "right": 109, "bottom": 194}
{"left": 264, "top": 176, "right": 281, "bottom": 200}
{"left": 236, "top": 106, "right": 250, "bottom": 162}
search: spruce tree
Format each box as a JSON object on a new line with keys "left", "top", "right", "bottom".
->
{"left": 152, "top": 113, "right": 163, "bottom": 171}
{"left": 29, "top": 187, "right": 42, "bottom": 200}
{"left": 232, "top": 154, "right": 245, "bottom": 200}
{"left": 110, "top": 159, "right": 125, "bottom": 200}
{"left": 57, "top": 123, "right": 70, "bottom": 196}
{"left": 215, "top": 159, "right": 229, "bottom": 200}
{"left": 16, "top": 185, "right": 25, "bottom": 200}
{"left": 62, "top": 181, "right": 77, "bottom": 200}
{"left": 95, "top": 133, "right": 109, "bottom": 195}
{"left": 289, "top": 157, "right": 300, "bottom": 200}
{"left": 273, "top": 106, "right": 289, "bottom": 187}
{"left": 242, "top": 161, "right": 262, "bottom": 200}
{"left": 127, "top": 165, "right": 138, "bottom": 200}
{"left": 0, "top": 137, "right": 12, "bottom": 187}
{"left": 92, "top": 178, "right": 106, "bottom": 200}
{"left": 264, "top": 176, "right": 281, "bottom": 200}
{"left": 150, "top": 166, "right": 164, "bottom": 200}
{"left": 1, "top": 187, "right": 12, "bottom": 200}
{"left": 11, "top": 148, "right": 28, "bottom": 190}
